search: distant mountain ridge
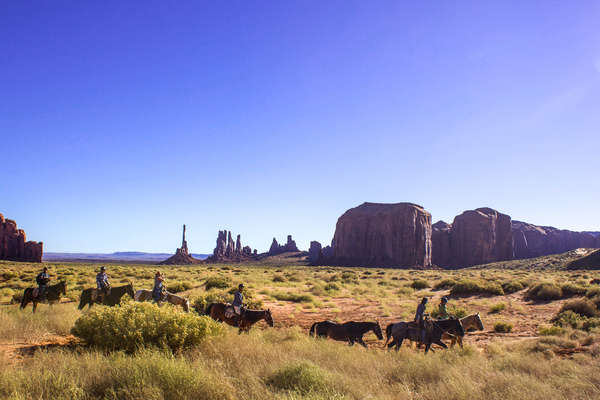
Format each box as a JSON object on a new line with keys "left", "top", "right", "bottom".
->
{"left": 44, "top": 252, "right": 210, "bottom": 263}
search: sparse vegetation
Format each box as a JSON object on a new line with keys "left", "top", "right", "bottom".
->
{"left": 526, "top": 282, "right": 563, "bottom": 301}
{"left": 205, "top": 276, "right": 230, "bottom": 290}
{"left": 410, "top": 279, "right": 429, "bottom": 290}
{"left": 450, "top": 280, "right": 504, "bottom": 297}
{"left": 494, "top": 322, "right": 513, "bottom": 333}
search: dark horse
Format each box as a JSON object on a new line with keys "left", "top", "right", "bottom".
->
{"left": 206, "top": 302, "right": 274, "bottom": 334}
{"left": 78, "top": 283, "right": 135, "bottom": 309}
{"left": 20, "top": 281, "right": 67, "bottom": 313}
{"left": 385, "top": 318, "right": 464, "bottom": 354}
{"left": 309, "top": 320, "right": 384, "bottom": 347}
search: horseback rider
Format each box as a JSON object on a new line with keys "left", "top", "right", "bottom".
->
{"left": 96, "top": 266, "right": 110, "bottom": 303}
{"left": 232, "top": 283, "right": 245, "bottom": 325}
{"left": 414, "top": 297, "right": 429, "bottom": 343}
{"left": 35, "top": 267, "right": 50, "bottom": 301}
{"left": 152, "top": 271, "right": 166, "bottom": 303}
{"left": 438, "top": 296, "right": 449, "bottom": 319}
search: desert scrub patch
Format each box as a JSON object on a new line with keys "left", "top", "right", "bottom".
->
{"left": 71, "top": 302, "right": 223, "bottom": 352}
{"left": 272, "top": 292, "right": 314, "bottom": 303}
{"left": 501, "top": 281, "right": 524, "bottom": 294}
{"left": 489, "top": 303, "right": 506, "bottom": 314}
{"left": 433, "top": 279, "right": 456, "bottom": 290}
{"left": 167, "top": 281, "right": 193, "bottom": 293}
{"left": 272, "top": 274, "right": 286, "bottom": 282}
{"left": 450, "top": 280, "right": 504, "bottom": 297}
{"left": 266, "top": 361, "right": 335, "bottom": 395}
{"left": 559, "top": 299, "right": 598, "bottom": 318}
{"left": 526, "top": 282, "right": 563, "bottom": 301}
{"left": 538, "top": 325, "right": 565, "bottom": 336}
{"left": 410, "top": 279, "right": 429, "bottom": 290}
{"left": 560, "top": 283, "right": 587, "bottom": 297}
{"left": 493, "top": 322, "right": 513, "bottom": 333}
{"left": 586, "top": 287, "right": 600, "bottom": 298}
{"left": 204, "top": 276, "right": 230, "bottom": 290}
{"left": 431, "top": 304, "right": 467, "bottom": 319}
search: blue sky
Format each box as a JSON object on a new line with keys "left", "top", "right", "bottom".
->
{"left": 1, "top": 1, "right": 599, "bottom": 253}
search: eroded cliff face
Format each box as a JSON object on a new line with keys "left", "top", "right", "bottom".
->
{"left": 329, "top": 202, "right": 432, "bottom": 268}
{"left": 512, "top": 221, "right": 599, "bottom": 259}
{"left": 431, "top": 208, "right": 513, "bottom": 268}
{"left": 0, "top": 213, "right": 43, "bottom": 263}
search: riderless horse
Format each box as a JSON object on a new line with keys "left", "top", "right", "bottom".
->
{"left": 309, "top": 320, "right": 383, "bottom": 347}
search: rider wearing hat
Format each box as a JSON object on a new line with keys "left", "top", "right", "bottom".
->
{"left": 96, "top": 266, "right": 110, "bottom": 303}
{"left": 35, "top": 266, "right": 50, "bottom": 301}
{"left": 414, "top": 297, "right": 429, "bottom": 343}
{"left": 232, "top": 283, "right": 245, "bottom": 324}
{"left": 152, "top": 271, "right": 166, "bottom": 302}
{"left": 438, "top": 296, "right": 449, "bottom": 319}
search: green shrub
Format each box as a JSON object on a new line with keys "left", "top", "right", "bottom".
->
{"left": 434, "top": 279, "right": 457, "bottom": 290}
{"left": 71, "top": 302, "right": 223, "bottom": 352}
{"left": 410, "top": 279, "right": 429, "bottom": 290}
{"left": 193, "top": 291, "right": 230, "bottom": 314}
{"left": 538, "top": 325, "right": 565, "bottom": 336}
{"left": 204, "top": 277, "right": 230, "bottom": 290}
{"left": 272, "top": 275, "right": 286, "bottom": 282}
{"left": 501, "top": 281, "right": 524, "bottom": 294}
{"left": 526, "top": 283, "right": 563, "bottom": 301}
{"left": 586, "top": 287, "right": 600, "bottom": 298}
{"left": 489, "top": 303, "right": 506, "bottom": 314}
{"left": 559, "top": 299, "right": 598, "bottom": 318}
{"left": 561, "top": 283, "right": 587, "bottom": 297}
{"left": 168, "top": 281, "right": 193, "bottom": 293}
{"left": 272, "top": 292, "right": 313, "bottom": 303}
{"left": 582, "top": 318, "right": 600, "bottom": 332}
{"left": 493, "top": 322, "right": 513, "bottom": 333}
{"left": 324, "top": 283, "right": 340, "bottom": 292}
{"left": 430, "top": 304, "right": 467, "bottom": 319}
{"left": 552, "top": 311, "right": 584, "bottom": 329}
{"left": 450, "top": 280, "right": 503, "bottom": 297}
{"left": 266, "top": 361, "right": 333, "bottom": 395}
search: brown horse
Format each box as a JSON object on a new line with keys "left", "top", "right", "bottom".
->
{"left": 20, "top": 281, "right": 67, "bottom": 313}
{"left": 206, "top": 302, "right": 274, "bottom": 333}
{"left": 309, "top": 320, "right": 383, "bottom": 347}
{"left": 78, "top": 283, "right": 135, "bottom": 309}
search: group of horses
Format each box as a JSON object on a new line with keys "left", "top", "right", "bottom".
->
{"left": 310, "top": 313, "right": 484, "bottom": 353}
{"left": 18, "top": 280, "right": 484, "bottom": 353}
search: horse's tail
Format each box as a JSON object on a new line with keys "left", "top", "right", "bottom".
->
{"left": 205, "top": 302, "right": 214, "bottom": 316}
{"left": 20, "top": 288, "right": 31, "bottom": 309}
{"left": 78, "top": 289, "right": 89, "bottom": 310}
{"left": 309, "top": 322, "right": 317, "bottom": 337}
{"left": 384, "top": 324, "right": 393, "bottom": 346}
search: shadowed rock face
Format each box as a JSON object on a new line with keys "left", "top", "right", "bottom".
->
{"left": 268, "top": 235, "right": 299, "bottom": 255}
{"left": 329, "top": 202, "right": 432, "bottom": 268}
{"left": 0, "top": 213, "right": 43, "bottom": 263}
{"left": 431, "top": 208, "right": 513, "bottom": 268}
{"left": 513, "top": 221, "right": 599, "bottom": 259}
{"left": 450, "top": 208, "right": 513, "bottom": 267}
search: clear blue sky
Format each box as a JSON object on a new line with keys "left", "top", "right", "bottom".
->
{"left": 2, "top": 1, "right": 599, "bottom": 253}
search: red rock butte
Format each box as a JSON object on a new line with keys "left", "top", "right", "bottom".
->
{"left": 0, "top": 213, "right": 43, "bottom": 263}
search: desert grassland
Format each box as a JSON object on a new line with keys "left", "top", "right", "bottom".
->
{"left": 2, "top": 253, "right": 600, "bottom": 399}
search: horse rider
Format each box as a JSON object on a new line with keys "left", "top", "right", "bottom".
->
{"left": 438, "top": 296, "right": 449, "bottom": 319}
{"left": 35, "top": 266, "right": 50, "bottom": 301}
{"left": 232, "top": 283, "right": 245, "bottom": 325}
{"left": 152, "top": 271, "right": 166, "bottom": 303}
{"left": 96, "top": 266, "right": 111, "bottom": 303}
{"left": 414, "top": 297, "right": 429, "bottom": 343}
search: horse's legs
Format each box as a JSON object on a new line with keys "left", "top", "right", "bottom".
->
{"left": 396, "top": 338, "right": 404, "bottom": 351}
{"left": 435, "top": 340, "right": 448, "bottom": 350}
{"left": 32, "top": 301, "right": 37, "bottom": 313}
{"left": 357, "top": 338, "right": 368, "bottom": 348}
{"left": 425, "top": 343, "right": 431, "bottom": 354}
{"left": 459, "top": 336, "right": 463, "bottom": 349}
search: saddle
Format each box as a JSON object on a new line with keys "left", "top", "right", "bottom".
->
{"left": 224, "top": 304, "right": 235, "bottom": 319}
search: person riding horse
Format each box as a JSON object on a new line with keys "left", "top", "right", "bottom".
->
{"left": 35, "top": 267, "right": 50, "bottom": 301}
{"left": 438, "top": 296, "right": 449, "bottom": 319}
{"left": 96, "top": 266, "right": 111, "bottom": 303}
{"left": 232, "top": 283, "right": 245, "bottom": 325}
{"left": 152, "top": 271, "right": 166, "bottom": 303}
{"left": 414, "top": 297, "right": 430, "bottom": 343}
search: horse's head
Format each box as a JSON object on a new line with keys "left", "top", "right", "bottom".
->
{"left": 475, "top": 312, "right": 484, "bottom": 331}
{"left": 373, "top": 322, "right": 384, "bottom": 340}
{"left": 265, "top": 309, "right": 274, "bottom": 327}
{"left": 58, "top": 281, "right": 67, "bottom": 295}
{"left": 126, "top": 283, "right": 135, "bottom": 298}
